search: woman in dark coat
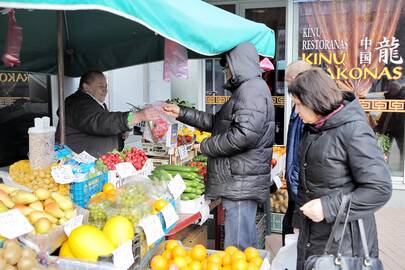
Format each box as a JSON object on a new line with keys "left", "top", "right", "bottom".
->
{"left": 288, "top": 68, "right": 392, "bottom": 270}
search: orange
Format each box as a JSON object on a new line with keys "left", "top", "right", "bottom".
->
{"left": 244, "top": 247, "right": 260, "bottom": 262}
{"left": 163, "top": 250, "right": 173, "bottom": 260}
{"left": 222, "top": 267, "right": 232, "bottom": 270}
{"left": 247, "top": 263, "right": 260, "bottom": 270}
{"left": 207, "top": 253, "right": 222, "bottom": 265}
{"left": 250, "top": 257, "right": 263, "bottom": 268}
{"left": 154, "top": 199, "right": 169, "bottom": 212}
{"left": 189, "top": 260, "right": 203, "bottom": 270}
{"left": 185, "top": 256, "right": 193, "bottom": 264}
{"left": 231, "top": 251, "right": 246, "bottom": 262}
{"left": 231, "top": 260, "right": 248, "bottom": 270}
{"left": 172, "top": 245, "right": 187, "bottom": 258}
{"left": 216, "top": 251, "right": 227, "bottom": 258}
{"left": 166, "top": 240, "right": 180, "bottom": 251}
{"left": 201, "top": 259, "right": 208, "bottom": 270}
{"left": 222, "top": 254, "right": 232, "bottom": 266}
{"left": 191, "top": 244, "right": 208, "bottom": 261}
{"left": 103, "top": 183, "right": 115, "bottom": 193}
{"left": 207, "top": 263, "right": 222, "bottom": 270}
{"left": 225, "top": 246, "right": 238, "bottom": 256}
{"left": 173, "top": 256, "right": 188, "bottom": 268}
{"left": 151, "top": 255, "right": 168, "bottom": 270}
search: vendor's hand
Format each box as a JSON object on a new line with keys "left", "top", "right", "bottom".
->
{"left": 163, "top": 103, "right": 180, "bottom": 118}
{"left": 122, "top": 131, "right": 130, "bottom": 140}
{"left": 300, "top": 198, "right": 324, "bottom": 222}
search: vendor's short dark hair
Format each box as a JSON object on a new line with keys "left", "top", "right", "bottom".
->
{"left": 79, "top": 71, "right": 104, "bottom": 88}
{"left": 288, "top": 68, "right": 343, "bottom": 116}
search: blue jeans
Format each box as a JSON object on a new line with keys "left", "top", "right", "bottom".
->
{"left": 223, "top": 199, "right": 258, "bottom": 250}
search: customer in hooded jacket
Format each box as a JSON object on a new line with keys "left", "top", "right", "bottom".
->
{"left": 289, "top": 68, "right": 392, "bottom": 270}
{"left": 163, "top": 42, "right": 275, "bottom": 250}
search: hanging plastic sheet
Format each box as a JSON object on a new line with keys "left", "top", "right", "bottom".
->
{"left": 2, "top": 9, "right": 23, "bottom": 67}
{"left": 163, "top": 38, "right": 188, "bottom": 82}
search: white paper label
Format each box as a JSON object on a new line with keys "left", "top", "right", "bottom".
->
{"left": 273, "top": 175, "right": 282, "bottom": 190}
{"left": 260, "top": 258, "right": 271, "bottom": 270}
{"left": 0, "top": 209, "right": 34, "bottom": 239}
{"left": 198, "top": 203, "right": 210, "bottom": 225}
{"left": 108, "top": 170, "right": 121, "bottom": 188}
{"left": 139, "top": 215, "right": 165, "bottom": 246}
{"left": 51, "top": 165, "right": 75, "bottom": 184}
{"left": 168, "top": 174, "right": 186, "bottom": 199}
{"left": 73, "top": 151, "right": 97, "bottom": 164}
{"left": 178, "top": 145, "right": 188, "bottom": 161}
{"left": 113, "top": 240, "right": 134, "bottom": 270}
{"left": 161, "top": 203, "right": 179, "bottom": 229}
{"left": 115, "top": 162, "right": 137, "bottom": 179}
{"left": 64, "top": 215, "right": 83, "bottom": 236}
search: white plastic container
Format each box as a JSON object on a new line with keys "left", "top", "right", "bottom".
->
{"left": 28, "top": 116, "right": 56, "bottom": 169}
{"left": 176, "top": 195, "right": 206, "bottom": 214}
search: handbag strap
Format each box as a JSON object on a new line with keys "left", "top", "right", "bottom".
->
{"left": 324, "top": 194, "right": 351, "bottom": 254}
{"left": 358, "top": 219, "right": 371, "bottom": 260}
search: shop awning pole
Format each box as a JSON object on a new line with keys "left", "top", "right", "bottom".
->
{"left": 57, "top": 10, "right": 65, "bottom": 144}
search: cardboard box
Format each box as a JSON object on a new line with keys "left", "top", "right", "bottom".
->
{"left": 171, "top": 224, "right": 208, "bottom": 247}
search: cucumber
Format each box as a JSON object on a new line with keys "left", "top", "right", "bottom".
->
{"left": 184, "top": 180, "right": 198, "bottom": 188}
{"left": 193, "top": 155, "right": 208, "bottom": 162}
{"left": 164, "top": 170, "right": 199, "bottom": 180}
{"left": 157, "top": 165, "right": 199, "bottom": 173}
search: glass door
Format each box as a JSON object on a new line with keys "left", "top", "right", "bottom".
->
{"left": 241, "top": 2, "right": 287, "bottom": 144}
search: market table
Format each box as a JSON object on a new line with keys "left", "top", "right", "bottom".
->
{"left": 165, "top": 198, "right": 223, "bottom": 249}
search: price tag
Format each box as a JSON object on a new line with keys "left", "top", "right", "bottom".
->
{"left": 168, "top": 174, "right": 186, "bottom": 199}
{"left": 108, "top": 170, "right": 120, "bottom": 188}
{"left": 115, "top": 162, "right": 137, "bottom": 179}
{"left": 113, "top": 240, "right": 134, "bottom": 270}
{"left": 198, "top": 203, "right": 210, "bottom": 225}
{"left": 273, "top": 175, "right": 283, "bottom": 190}
{"left": 0, "top": 209, "right": 34, "bottom": 239}
{"left": 73, "top": 151, "right": 97, "bottom": 164}
{"left": 51, "top": 165, "right": 75, "bottom": 184}
{"left": 64, "top": 215, "right": 83, "bottom": 236}
{"left": 178, "top": 145, "right": 188, "bottom": 161}
{"left": 260, "top": 258, "right": 271, "bottom": 270}
{"left": 161, "top": 203, "right": 179, "bottom": 229}
{"left": 139, "top": 215, "right": 165, "bottom": 246}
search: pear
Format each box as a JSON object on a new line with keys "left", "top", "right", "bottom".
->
{"left": 29, "top": 201, "right": 44, "bottom": 212}
{"left": 11, "top": 191, "right": 37, "bottom": 204}
{"left": 0, "top": 193, "right": 15, "bottom": 208}
{"left": 58, "top": 217, "right": 68, "bottom": 225}
{"left": 34, "top": 188, "right": 50, "bottom": 201}
{"left": 0, "top": 201, "right": 9, "bottom": 212}
{"left": 12, "top": 204, "right": 34, "bottom": 216}
{"left": 51, "top": 192, "right": 73, "bottom": 211}
{"left": 34, "top": 218, "right": 51, "bottom": 234}
{"left": 44, "top": 203, "right": 64, "bottom": 218}
{"left": 43, "top": 198, "right": 56, "bottom": 206}
{"left": 0, "top": 184, "right": 18, "bottom": 195}
{"left": 29, "top": 211, "right": 54, "bottom": 224}
{"left": 64, "top": 208, "right": 77, "bottom": 220}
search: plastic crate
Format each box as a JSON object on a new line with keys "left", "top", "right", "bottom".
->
{"left": 270, "top": 212, "right": 285, "bottom": 233}
{"left": 70, "top": 172, "right": 108, "bottom": 208}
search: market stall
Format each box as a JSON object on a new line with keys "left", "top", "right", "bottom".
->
{"left": 0, "top": 1, "right": 276, "bottom": 269}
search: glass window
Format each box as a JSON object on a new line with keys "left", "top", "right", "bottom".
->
{"left": 0, "top": 72, "right": 51, "bottom": 167}
{"left": 294, "top": 0, "right": 405, "bottom": 178}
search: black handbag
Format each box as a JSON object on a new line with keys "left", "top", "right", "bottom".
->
{"left": 304, "top": 195, "right": 384, "bottom": 270}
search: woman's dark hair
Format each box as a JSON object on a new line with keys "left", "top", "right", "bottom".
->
{"left": 288, "top": 67, "right": 343, "bottom": 116}
{"left": 79, "top": 70, "right": 104, "bottom": 89}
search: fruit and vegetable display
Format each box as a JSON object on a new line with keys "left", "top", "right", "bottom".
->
{"left": 0, "top": 239, "right": 57, "bottom": 270}
{"left": 151, "top": 241, "right": 265, "bottom": 270}
{"left": 96, "top": 147, "right": 148, "bottom": 171}
{"left": 0, "top": 184, "right": 76, "bottom": 234}
{"left": 150, "top": 165, "right": 205, "bottom": 200}
{"left": 194, "top": 130, "right": 211, "bottom": 143}
{"left": 189, "top": 155, "right": 208, "bottom": 179}
{"left": 177, "top": 127, "right": 194, "bottom": 146}
{"left": 9, "top": 160, "right": 69, "bottom": 195}
{"left": 60, "top": 215, "right": 135, "bottom": 262}
{"left": 166, "top": 98, "right": 195, "bottom": 109}
{"left": 270, "top": 188, "right": 288, "bottom": 214}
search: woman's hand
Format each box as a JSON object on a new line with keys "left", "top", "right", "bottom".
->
{"left": 163, "top": 103, "right": 180, "bottom": 118}
{"left": 300, "top": 198, "right": 324, "bottom": 222}
{"left": 131, "top": 107, "right": 160, "bottom": 125}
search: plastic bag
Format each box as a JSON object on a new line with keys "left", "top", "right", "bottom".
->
{"left": 271, "top": 234, "right": 298, "bottom": 270}
{"left": 143, "top": 101, "right": 176, "bottom": 143}
{"left": 163, "top": 38, "right": 188, "bottom": 81}
{"left": 2, "top": 9, "right": 22, "bottom": 67}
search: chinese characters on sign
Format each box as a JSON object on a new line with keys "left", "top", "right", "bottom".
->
{"left": 301, "top": 27, "right": 403, "bottom": 81}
